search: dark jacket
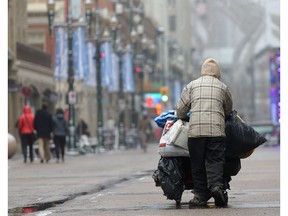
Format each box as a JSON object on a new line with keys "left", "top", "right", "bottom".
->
{"left": 76, "top": 120, "right": 89, "bottom": 137}
{"left": 33, "top": 108, "right": 53, "bottom": 138}
{"left": 53, "top": 113, "right": 69, "bottom": 136}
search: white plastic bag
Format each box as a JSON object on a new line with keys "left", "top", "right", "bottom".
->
{"left": 158, "top": 119, "right": 189, "bottom": 157}
{"left": 167, "top": 119, "right": 189, "bottom": 150}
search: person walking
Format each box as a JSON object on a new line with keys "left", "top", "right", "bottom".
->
{"left": 17, "top": 105, "right": 35, "bottom": 163}
{"left": 33, "top": 103, "right": 53, "bottom": 163}
{"left": 52, "top": 108, "right": 69, "bottom": 163}
{"left": 75, "top": 119, "right": 90, "bottom": 151}
{"left": 76, "top": 119, "right": 89, "bottom": 140}
{"left": 176, "top": 58, "right": 233, "bottom": 207}
{"left": 137, "top": 113, "right": 153, "bottom": 152}
{"left": 76, "top": 119, "right": 89, "bottom": 136}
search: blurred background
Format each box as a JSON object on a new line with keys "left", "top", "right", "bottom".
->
{"left": 8, "top": 0, "right": 280, "bottom": 152}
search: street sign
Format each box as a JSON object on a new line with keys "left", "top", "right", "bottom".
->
{"left": 68, "top": 91, "right": 77, "bottom": 105}
{"left": 21, "top": 87, "right": 33, "bottom": 96}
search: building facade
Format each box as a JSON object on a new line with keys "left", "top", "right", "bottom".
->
{"left": 8, "top": 0, "right": 55, "bottom": 147}
{"left": 8, "top": 0, "right": 28, "bottom": 140}
{"left": 143, "top": 0, "right": 193, "bottom": 108}
{"left": 189, "top": 0, "right": 279, "bottom": 122}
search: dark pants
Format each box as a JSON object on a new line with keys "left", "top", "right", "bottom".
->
{"left": 20, "top": 133, "right": 35, "bottom": 162}
{"left": 188, "top": 137, "right": 225, "bottom": 200}
{"left": 53, "top": 135, "right": 66, "bottom": 160}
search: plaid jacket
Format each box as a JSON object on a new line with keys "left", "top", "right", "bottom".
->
{"left": 176, "top": 75, "right": 233, "bottom": 137}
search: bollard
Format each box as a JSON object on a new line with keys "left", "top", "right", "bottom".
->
{"left": 8, "top": 133, "right": 17, "bottom": 159}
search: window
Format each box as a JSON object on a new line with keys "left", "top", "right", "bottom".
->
{"left": 169, "top": 15, "right": 176, "bottom": 32}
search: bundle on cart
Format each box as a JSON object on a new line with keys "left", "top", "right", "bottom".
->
{"left": 152, "top": 110, "right": 266, "bottom": 204}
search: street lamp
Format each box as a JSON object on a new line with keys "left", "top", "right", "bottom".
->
{"left": 85, "top": 0, "right": 105, "bottom": 149}
{"left": 110, "top": 15, "right": 118, "bottom": 30}
{"left": 149, "top": 42, "right": 156, "bottom": 73}
{"left": 148, "top": 43, "right": 156, "bottom": 56}
{"left": 130, "top": 27, "right": 138, "bottom": 131}
{"left": 130, "top": 28, "right": 138, "bottom": 42}
{"left": 141, "top": 36, "right": 148, "bottom": 50}
{"left": 110, "top": 15, "right": 118, "bottom": 50}
{"left": 47, "top": 0, "right": 84, "bottom": 155}
{"left": 47, "top": 0, "right": 55, "bottom": 37}
{"left": 85, "top": 0, "right": 93, "bottom": 38}
{"left": 139, "top": 35, "right": 148, "bottom": 109}
{"left": 114, "top": 2, "right": 126, "bottom": 149}
{"left": 101, "top": 28, "right": 111, "bottom": 42}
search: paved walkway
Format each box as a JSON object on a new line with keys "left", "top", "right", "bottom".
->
{"left": 8, "top": 143, "right": 160, "bottom": 214}
{"left": 7, "top": 144, "right": 280, "bottom": 215}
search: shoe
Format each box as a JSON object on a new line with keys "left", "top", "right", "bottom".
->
{"left": 24, "top": 159, "right": 27, "bottom": 163}
{"left": 211, "top": 186, "right": 228, "bottom": 207}
{"left": 189, "top": 196, "right": 207, "bottom": 208}
{"left": 40, "top": 159, "right": 44, "bottom": 163}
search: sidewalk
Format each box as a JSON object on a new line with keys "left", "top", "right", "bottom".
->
{"left": 8, "top": 143, "right": 160, "bottom": 214}
{"left": 8, "top": 144, "right": 280, "bottom": 215}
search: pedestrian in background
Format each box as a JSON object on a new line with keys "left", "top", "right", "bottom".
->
{"left": 76, "top": 119, "right": 89, "bottom": 140}
{"left": 17, "top": 105, "right": 35, "bottom": 163}
{"left": 176, "top": 58, "right": 233, "bottom": 207}
{"left": 137, "top": 113, "right": 152, "bottom": 152}
{"left": 76, "top": 118, "right": 90, "bottom": 150}
{"left": 33, "top": 103, "right": 53, "bottom": 163}
{"left": 52, "top": 108, "right": 69, "bottom": 163}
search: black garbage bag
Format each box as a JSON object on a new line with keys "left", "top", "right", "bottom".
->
{"left": 152, "top": 157, "right": 186, "bottom": 202}
{"left": 225, "top": 110, "right": 267, "bottom": 158}
{"left": 152, "top": 156, "right": 240, "bottom": 202}
{"left": 224, "top": 157, "right": 241, "bottom": 177}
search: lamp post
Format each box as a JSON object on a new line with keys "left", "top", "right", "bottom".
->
{"left": 130, "top": 28, "right": 138, "bottom": 130}
{"left": 140, "top": 35, "right": 148, "bottom": 110}
{"left": 47, "top": 0, "right": 55, "bottom": 36}
{"left": 115, "top": 2, "right": 126, "bottom": 149}
{"left": 47, "top": 0, "right": 84, "bottom": 155}
{"left": 85, "top": 0, "right": 104, "bottom": 149}
{"left": 148, "top": 42, "right": 156, "bottom": 74}
{"left": 110, "top": 15, "right": 118, "bottom": 48}
{"left": 66, "top": 2, "right": 77, "bottom": 154}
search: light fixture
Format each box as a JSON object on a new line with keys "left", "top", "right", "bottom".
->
{"left": 85, "top": 0, "right": 93, "bottom": 37}
{"left": 110, "top": 15, "right": 118, "bottom": 31}
{"left": 47, "top": 0, "right": 55, "bottom": 36}
{"left": 130, "top": 28, "right": 138, "bottom": 43}
{"left": 141, "top": 36, "right": 148, "bottom": 50}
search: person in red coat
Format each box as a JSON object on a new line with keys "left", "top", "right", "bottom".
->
{"left": 18, "top": 105, "right": 35, "bottom": 163}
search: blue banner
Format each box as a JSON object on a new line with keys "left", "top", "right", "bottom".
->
{"left": 85, "top": 42, "right": 96, "bottom": 87}
{"left": 73, "top": 27, "right": 88, "bottom": 80}
{"left": 122, "top": 52, "right": 135, "bottom": 93}
{"left": 100, "top": 42, "right": 112, "bottom": 87}
{"left": 109, "top": 52, "right": 119, "bottom": 92}
{"left": 54, "top": 27, "right": 68, "bottom": 80}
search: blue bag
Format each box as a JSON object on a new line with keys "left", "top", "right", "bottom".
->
{"left": 154, "top": 110, "right": 177, "bottom": 128}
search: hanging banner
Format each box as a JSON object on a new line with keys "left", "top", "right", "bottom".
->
{"left": 108, "top": 52, "right": 120, "bottom": 92}
{"left": 54, "top": 27, "right": 68, "bottom": 80}
{"left": 73, "top": 27, "right": 88, "bottom": 80}
{"left": 100, "top": 42, "right": 112, "bottom": 87}
{"left": 122, "top": 52, "right": 135, "bottom": 93}
{"left": 85, "top": 42, "right": 96, "bottom": 87}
